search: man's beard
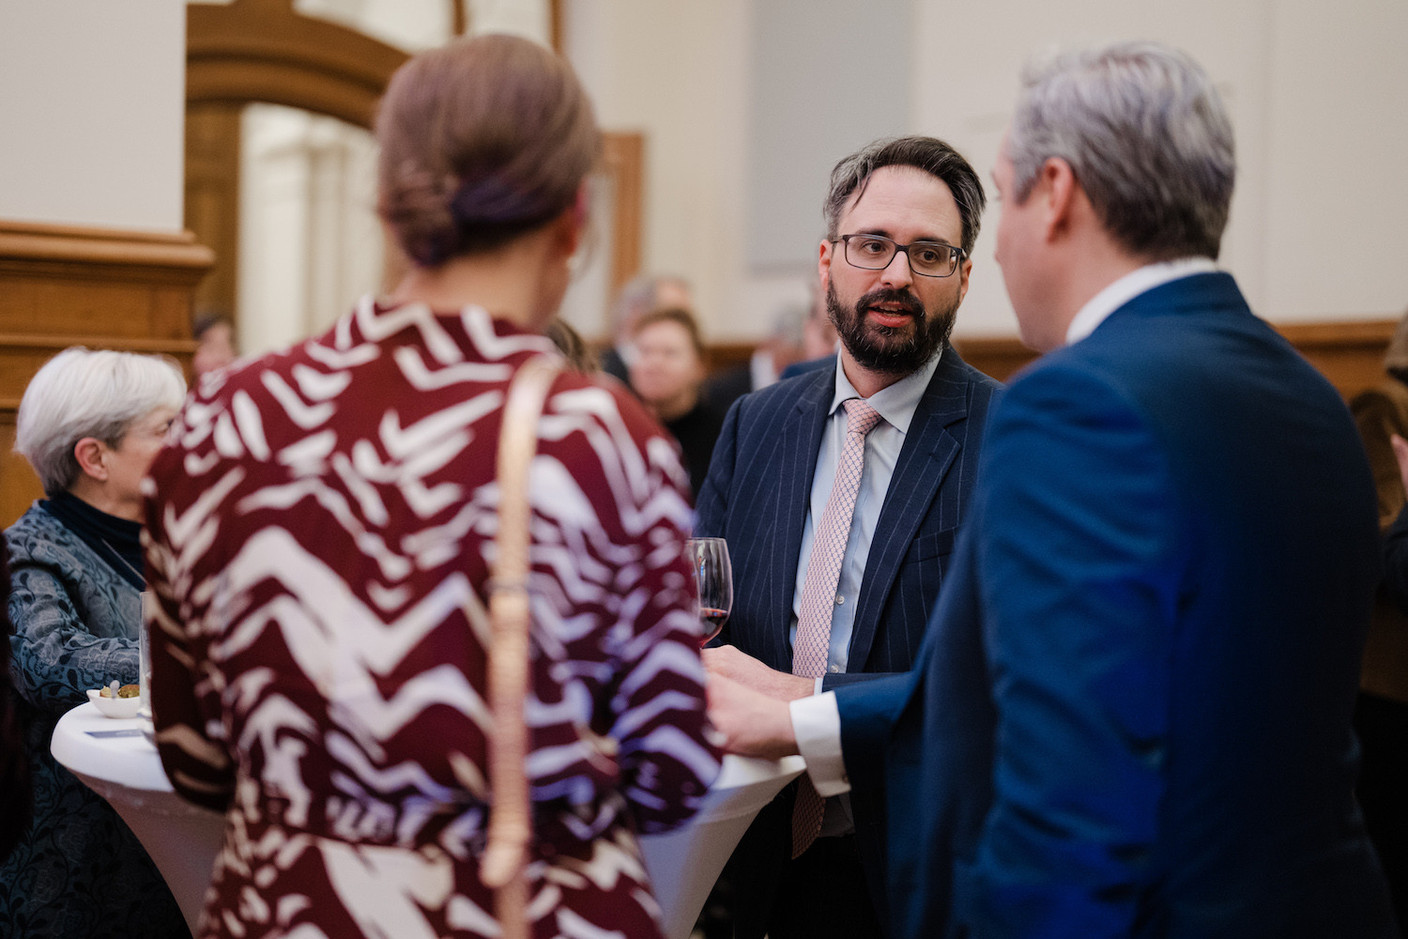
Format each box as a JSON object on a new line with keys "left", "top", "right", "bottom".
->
{"left": 826, "top": 280, "right": 959, "bottom": 376}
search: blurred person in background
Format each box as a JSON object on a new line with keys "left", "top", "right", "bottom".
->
{"left": 780, "top": 282, "right": 842, "bottom": 380}
{"left": 1355, "top": 308, "right": 1408, "bottom": 933}
{"left": 600, "top": 273, "right": 694, "bottom": 386}
{"left": 143, "top": 34, "right": 719, "bottom": 939}
{"left": 545, "top": 316, "right": 598, "bottom": 372}
{"left": 0, "top": 346, "right": 188, "bottom": 938}
{"left": 628, "top": 306, "right": 725, "bottom": 498}
{"left": 190, "top": 312, "right": 236, "bottom": 380}
{"left": 703, "top": 300, "right": 811, "bottom": 414}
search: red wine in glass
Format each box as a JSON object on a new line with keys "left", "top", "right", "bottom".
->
{"left": 699, "top": 607, "right": 729, "bottom": 647}
{"left": 686, "top": 537, "right": 733, "bottom": 647}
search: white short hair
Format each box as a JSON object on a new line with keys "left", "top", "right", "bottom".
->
{"left": 15, "top": 347, "right": 187, "bottom": 495}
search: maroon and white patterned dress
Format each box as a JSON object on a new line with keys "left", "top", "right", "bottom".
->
{"left": 143, "top": 298, "right": 721, "bottom": 939}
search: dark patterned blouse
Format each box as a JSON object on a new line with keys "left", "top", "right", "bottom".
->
{"left": 144, "top": 299, "right": 721, "bottom": 939}
{"left": 0, "top": 501, "right": 187, "bottom": 938}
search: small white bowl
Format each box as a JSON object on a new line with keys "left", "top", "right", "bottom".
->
{"left": 87, "top": 688, "right": 142, "bottom": 719}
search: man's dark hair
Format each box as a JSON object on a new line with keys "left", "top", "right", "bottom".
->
{"left": 823, "top": 136, "right": 987, "bottom": 255}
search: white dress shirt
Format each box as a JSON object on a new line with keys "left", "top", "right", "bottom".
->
{"left": 791, "top": 258, "right": 1219, "bottom": 797}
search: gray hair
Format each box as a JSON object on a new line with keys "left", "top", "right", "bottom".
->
{"left": 823, "top": 136, "right": 987, "bottom": 256}
{"left": 768, "top": 301, "right": 809, "bottom": 347}
{"left": 609, "top": 273, "right": 691, "bottom": 334}
{"left": 15, "top": 347, "right": 187, "bottom": 495}
{"left": 1007, "top": 41, "right": 1235, "bottom": 260}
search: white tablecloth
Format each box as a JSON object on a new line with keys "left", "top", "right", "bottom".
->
{"left": 52, "top": 701, "right": 805, "bottom": 939}
{"left": 638, "top": 753, "right": 806, "bottom": 939}
{"left": 50, "top": 702, "right": 223, "bottom": 935}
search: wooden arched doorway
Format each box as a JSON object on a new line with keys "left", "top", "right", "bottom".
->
{"left": 184, "top": 0, "right": 640, "bottom": 345}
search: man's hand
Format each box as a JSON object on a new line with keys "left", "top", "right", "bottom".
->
{"left": 702, "top": 645, "right": 815, "bottom": 701}
{"left": 706, "top": 672, "right": 800, "bottom": 760}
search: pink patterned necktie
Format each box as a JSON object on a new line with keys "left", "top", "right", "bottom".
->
{"left": 790, "top": 397, "right": 883, "bottom": 858}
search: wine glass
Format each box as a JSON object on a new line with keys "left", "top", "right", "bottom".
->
{"left": 686, "top": 537, "right": 733, "bottom": 647}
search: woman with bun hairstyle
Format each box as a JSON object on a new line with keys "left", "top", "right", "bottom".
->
{"left": 143, "top": 35, "right": 719, "bottom": 939}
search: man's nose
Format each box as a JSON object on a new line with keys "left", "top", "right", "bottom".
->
{"left": 880, "top": 248, "right": 914, "bottom": 287}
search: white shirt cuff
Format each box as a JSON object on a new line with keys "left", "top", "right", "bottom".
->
{"left": 789, "top": 691, "right": 850, "bottom": 797}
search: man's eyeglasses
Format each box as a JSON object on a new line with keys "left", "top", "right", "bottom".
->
{"left": 836, "top": 233, "right": 965, "bottom": 278}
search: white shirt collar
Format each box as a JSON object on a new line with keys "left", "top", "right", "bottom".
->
{"left": 1064, "top": 257, "right": 1219, "bottom": 345}
{"left": 828, "top": 347, "right": 942, "bottom": 436}
{"left": 750, "top": 348, "right": 778, "bottom": 390}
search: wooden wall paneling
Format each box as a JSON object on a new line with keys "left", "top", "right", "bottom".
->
{"left": 956, "top": 320, "right": 1399, "bottom": 398}
{"left": 948, "top": 335, "right": 1039, "bottom": 385}
{"left": 1276, "top": 319, "right": 1396, "bottom": 402}
{"left": 706, "top": 317, "right": 1399, "bottom": 403}
{"left": 0, "top": 220, "right": 214, "bottom": 525}
{"left": 601, "top": 132, "right": 643, "bottom": 297}
{"left": 0, "top": 414, "right": 31, "bottom": 531}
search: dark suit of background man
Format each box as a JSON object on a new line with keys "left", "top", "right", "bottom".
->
{"left": 696, "top": 136, "right": 1001, "bottom": 939}
{"left": 708, "top": 41, "right": 1398, "bottom": 938}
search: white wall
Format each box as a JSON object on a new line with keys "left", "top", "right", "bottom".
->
{"left": 568, "top": 0, "right": 1408, "bottom": 343}
{"left": 1261, "top": 0, "right": 1408, "bottom": 321}
{"left": 565, "top": 0, "right": 759, "bottom": 345}
{"left": 0, "top": 0, "right": 185, "bottom": 231}
{"left": 911, "top": 0, "right": 1408, "bottom": 335}
{"left": 6, "top": 0, "right": 1402, "bottom": 347}
{"left": 912, "top": 0, "right": 1286, "bottom": 335}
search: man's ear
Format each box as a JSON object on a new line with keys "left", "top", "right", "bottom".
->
{"left": 955, "top": 255, "right": 973, "bottom": 305}
{"left": 1041, "top": 157, "right": 1079, "bottom": 242}
{"left": 73, "top": 437, "right": 108, "bottom": 482}
{"left": 818, "top": 238, "right": 834, "bottom": 292}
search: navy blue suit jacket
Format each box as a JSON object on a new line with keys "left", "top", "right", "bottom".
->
{"left": 696, "top": 344, "right": 1001, "bottom": 687}
{"left": 838, "top": 272, "right": 1397, "bottom": 938}
{"left": 695, "top": 345, "right": 1000, "bottom": 932}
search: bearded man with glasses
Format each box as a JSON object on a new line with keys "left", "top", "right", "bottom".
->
{"left": 694, "top": 136, "right": 1002, "bottom": 939}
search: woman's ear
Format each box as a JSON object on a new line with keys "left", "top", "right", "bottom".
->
{"left": 72, "top": 437, "right": 108, "bottom": 482}
{"left": 557, "top": 183, "right": 591, "bottom": 261}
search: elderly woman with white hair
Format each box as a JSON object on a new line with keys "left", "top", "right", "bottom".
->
{"left": 0, "top": 347, "right": 189, "bottom": 937}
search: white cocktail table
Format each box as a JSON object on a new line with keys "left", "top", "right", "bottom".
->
{"left": 54, "top": 700, "right": 805, "bottom": 939}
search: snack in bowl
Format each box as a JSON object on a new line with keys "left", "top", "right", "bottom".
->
{"left": 88, "top": 683, "right": 142, "bottom": 719}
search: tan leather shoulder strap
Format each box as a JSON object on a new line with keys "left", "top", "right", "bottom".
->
{"left": 481, "top": 353, "right": 563, "bottom": 939}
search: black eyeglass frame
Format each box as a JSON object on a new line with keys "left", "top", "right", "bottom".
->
{"left": 835, "top": 233, "right": 966, "bottom": 278}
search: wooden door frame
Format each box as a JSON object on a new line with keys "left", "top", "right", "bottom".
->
{"left": 186, "top": 0, "right": 641, "bottom": 299}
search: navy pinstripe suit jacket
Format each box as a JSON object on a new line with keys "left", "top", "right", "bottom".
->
{"left": 695, "top": 344, "right": 1002, "bottom": 687}
{"left": 693, "top": 345, "right": 1001, "bottom": 936}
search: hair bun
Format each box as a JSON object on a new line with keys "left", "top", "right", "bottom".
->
{"left": 449, "top": 173, "right": 557, "bottom": 229}
{"left": 380, "top": 168, "right": 458, "bottom": 267}
{"left": 376, "top": 35, "right": 600, "bottom": 268}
